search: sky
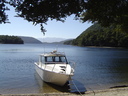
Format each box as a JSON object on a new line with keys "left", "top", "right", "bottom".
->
{"left": 0, "top": 6, "right": 92, "bottom": 39}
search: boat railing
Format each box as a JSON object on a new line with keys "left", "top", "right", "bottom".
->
{"left": 51, "top": 61, "right": 75, "bottom": 74}
{"left": 43, "top": 61, "right": 75, "bottom": 75}
{"left": 52, "top": 64, "right": 56, "bottom": 71}
{"left": 69, "top": 61, "right": 76, "bottom": 74}
{"left": 42, "top": 51, "right": 65, "bottom": 55}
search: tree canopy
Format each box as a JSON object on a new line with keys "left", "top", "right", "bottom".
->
{"left": 0, "top": 0, "right": 9, "bottom": 23}
{"left": 0, "top": 0, "right": 128, "bottom": 33}
{"left": 81, "top": 0, "right": 128, "bottom": 32}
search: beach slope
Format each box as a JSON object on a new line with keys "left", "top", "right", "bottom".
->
{"left": 0, "top": 87, "right": 128, "bottom": 96}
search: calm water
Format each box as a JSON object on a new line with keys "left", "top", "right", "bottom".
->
{"left": 0, "top": 44, "right": 128, "bottom": 94}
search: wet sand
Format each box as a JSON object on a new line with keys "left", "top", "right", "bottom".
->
{"left": 0, "top": 87, "right": 128, "bottom": 96}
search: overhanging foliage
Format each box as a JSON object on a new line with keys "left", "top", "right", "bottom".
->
{"left": 0, "top": 0, "right": 128, "bottom": 33}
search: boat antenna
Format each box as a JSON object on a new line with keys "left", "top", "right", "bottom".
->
{"left": 55, "top": 44, "right": 58, "bottom": 52}
{"left": 42, "top": 33, "right": 46, "bottom": 53}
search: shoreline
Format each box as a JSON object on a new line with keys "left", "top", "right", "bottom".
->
{"left": 84, "top": 46, "right": 128, "bottom": 49}
{"left": 1, "top": 87, "right": 128, "bottom": 96}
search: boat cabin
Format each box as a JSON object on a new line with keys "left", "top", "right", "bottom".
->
{"left": 39, "top": 52, "right": 68, "bottom": 64}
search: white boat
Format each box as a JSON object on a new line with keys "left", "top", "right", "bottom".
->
{"left": 34, "top": 50, "right": 75, "bottom": 86}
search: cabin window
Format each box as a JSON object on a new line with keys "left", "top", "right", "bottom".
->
{"left": 61, "top": 57, "right": 67, "bottom": 63}
{"left": 44, "top": 56, "right": 68, "bottom": 64}
{"left": 45, "top": 57, "right": 53, "bottom": 62}
{"left": 54, "top": 57, "right": 60, "bottom": 62}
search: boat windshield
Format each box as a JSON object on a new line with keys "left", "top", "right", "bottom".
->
{"left": 44, "top": 56, "right": 68, "bottom": 64}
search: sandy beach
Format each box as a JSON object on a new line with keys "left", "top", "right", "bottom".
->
{"left": 0, "top": 87, "right": 128, "bottom": 96}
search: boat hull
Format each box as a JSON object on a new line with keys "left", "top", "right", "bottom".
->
{"left": 35, "top": 64, "right": 71, "bottom": 86}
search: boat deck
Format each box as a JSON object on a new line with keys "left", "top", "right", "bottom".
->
{"left": 35, "top": 62, "right": 73, "bottom": 75}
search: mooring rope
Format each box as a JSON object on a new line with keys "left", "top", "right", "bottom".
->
{"left": 71, "top": 80, "right": 96, "bottom": 96}
{"left": 88, "top": 87, "right": 95, "bottom": 96}
{"left": 71, "top": 79, "right": 83, "bottom": 96}
{"left": 69, "top": 76, "right": 83, "bottom": 96}
{"left": 69, "top": 76, "right": 96, "bottom": 96}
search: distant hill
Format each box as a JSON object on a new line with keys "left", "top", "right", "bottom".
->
{"left": 19, "top": 36, "right": 42, "bottom": 44}
{"left": 38, "top": 37, "right": 66, "bottom": 43}
{"left": 72, "top": 23, "right": 128, "bottom": 48}
{"left": 0, "top": 35, "right": 24, "bottom": 44}
{"left": 63, "top": 39, "right": 74, "bottom": 45}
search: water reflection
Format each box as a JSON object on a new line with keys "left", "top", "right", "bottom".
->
{"left": 69, "top": 47, "right": 128, "bottom": 90}
{"left": 108, "top": 58, "right": 128, "bottom": 84}
{"left": 34, "top": 72, "right": 69, "bottom": 93}
{"left": 34, "top": 71, "right": 87, "bottom": 93}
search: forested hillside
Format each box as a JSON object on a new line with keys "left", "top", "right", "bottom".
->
{"left": 0, "top": 35, "right": 24, "bottom": 44}
{"left": 72, "top": 24, "right": 128, "bottom": 48}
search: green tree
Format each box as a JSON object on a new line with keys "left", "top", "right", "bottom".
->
{"left": 0, "top": 0, "right": 9, "bottom": 23}
{"left": 0, "top": 0, "right": 128, "bottom": 33}
{"left": 0, "top": 35, "right": 24, "bottom": 44}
